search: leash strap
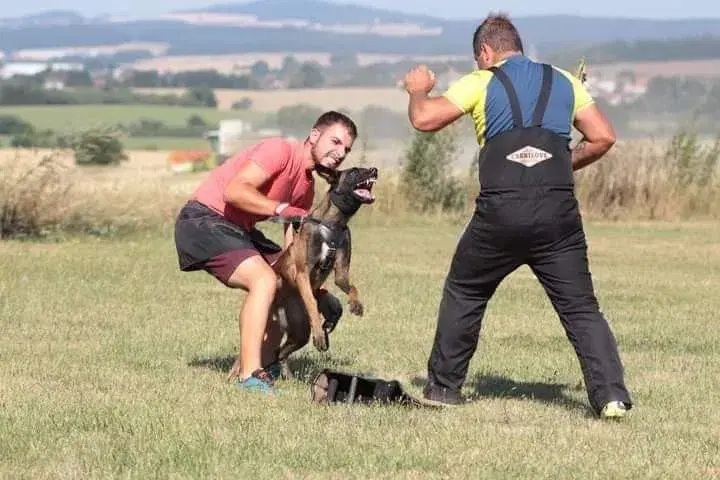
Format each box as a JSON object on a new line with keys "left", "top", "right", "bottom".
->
{"left": 268, "top": 215, "right": 307, "bottom": 225}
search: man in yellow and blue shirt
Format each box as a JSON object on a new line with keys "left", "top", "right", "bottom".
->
{"left": 402, "top": 13, "right": 633, "bottom": 419}
{"left": 442, "top": 57, "right": 594, "bottom": 149}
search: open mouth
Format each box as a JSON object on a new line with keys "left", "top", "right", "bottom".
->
{"left": 353, "top": 175, "right": 377, "bottom": 203}
{"left": 321, "top": 156, "right": 339, "bottom": 169}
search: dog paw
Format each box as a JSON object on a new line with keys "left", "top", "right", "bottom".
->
{"left": 349, "top": 300, "right": 364, "bottom": 316}
{"left": 313, "top": 331, "right": 329, "bottom": 352}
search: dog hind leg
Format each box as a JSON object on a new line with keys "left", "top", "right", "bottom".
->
{"left": 275, "top": 295, "right": 311, "bottom": 380}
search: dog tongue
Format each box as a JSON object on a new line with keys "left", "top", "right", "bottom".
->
{"left": 354, "top": 188, "right": 374, "bottom": 199}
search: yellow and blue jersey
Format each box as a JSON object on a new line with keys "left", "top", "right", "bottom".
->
{"left": 443, "top": 54, "right": 594, "bottom": 147}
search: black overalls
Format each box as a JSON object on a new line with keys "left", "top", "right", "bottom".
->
{"left": 426, "top": 64, "right": 632, "bottom": 414}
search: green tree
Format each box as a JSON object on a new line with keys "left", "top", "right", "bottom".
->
{"left": 72, "top": 126, "right": 128, "bottom": 167}
{"left": 186, "top": 114, "right": 207, "bottom": 128}
{"left": 279, "top": 55, "right": 301, "bottom": 80}
{"left": 251, "top": 60, "right": 270, "bottom": 78}
{"left": 400, "top": 125, "right": 466, "bottom": 214}
{"left": 183, "top": 87, "right": 217, "bottom": 108}
{"left": 288, "top": 62, "right": 325, "bottom": 88}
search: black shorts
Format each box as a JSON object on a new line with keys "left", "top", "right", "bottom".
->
{"left": 174, "top": 200, "right": 282, "bottom": 285}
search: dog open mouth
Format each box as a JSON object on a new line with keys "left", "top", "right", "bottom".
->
{"left": 353, "top": 173, "right": 377, "bottom": 203}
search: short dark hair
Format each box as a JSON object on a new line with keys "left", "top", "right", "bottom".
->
{"left": 472, "top": 13, "right": 524, "bottom": 57}
{"left": 312, "top": 110, "right": 358, "bottom": 138}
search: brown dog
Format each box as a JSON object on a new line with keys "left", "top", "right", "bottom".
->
{"left": 269, "top": 166, "right": 378, "bottom": 380}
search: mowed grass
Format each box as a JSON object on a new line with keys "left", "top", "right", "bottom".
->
{"left": 1, "top": 221, "right": 719, "bottom": 478}
{"left": 0, "top": 105, "right": 248, "bottom": 133}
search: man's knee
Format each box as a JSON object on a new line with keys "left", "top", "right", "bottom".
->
{"left": 219, "top": 252, "right": 276, "bottom": 293}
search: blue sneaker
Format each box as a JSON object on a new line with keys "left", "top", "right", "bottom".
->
{"left": 235, "top": 369, "right": 277, "bottom": 396}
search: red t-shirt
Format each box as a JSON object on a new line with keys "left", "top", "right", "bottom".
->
{"left": 192, "top": 137, "right": 314, "bottom": 231}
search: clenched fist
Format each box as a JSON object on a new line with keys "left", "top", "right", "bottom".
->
{"left": 403, "top": 64, "right": 436, "bottom": 94}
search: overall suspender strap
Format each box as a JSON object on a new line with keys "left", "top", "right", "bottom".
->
{"left": 489, "top": 63, "right": 554, "bottom": 129}
{"left": 488, "top": 66, "right": 523, "bottom": 128}
{"left": 531, "top": 64, "right": 554, "bottom": 127}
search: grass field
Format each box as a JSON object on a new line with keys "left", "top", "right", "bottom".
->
{"left": 1, "top": 219, "right": 719, "bottom": 478}
{"left": 0, "top": 105, "right": 250, "bottom": 133}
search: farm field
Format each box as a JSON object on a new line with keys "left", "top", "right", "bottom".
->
{"left": 0, "top": 134, "right": 210, "bottom": 151}
{"left": 131, "top": 86, "right": 411, "bottom": 113}
{"left": 128, "top": 51, "right": 467, "bottom": 73}
{"left": 1, "top": 218, "right": 719, "bottom": 478}
{"left": 117, "top": 136, "right": 210, "bottom": 150}
{"left": 0, "top": 105, "right": 251, "bottom": 133}
{"left": 589, "top": 57, "right": 720, "bottom": 79}
{"left": 0, "top": 101, "right": 418, "bottom": 151}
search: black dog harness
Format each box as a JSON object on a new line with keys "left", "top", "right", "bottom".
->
{"left": 272, "top": 215, "right": 348, "bottom": 273}
{"left": 303, "top": 217, "right": 348, "bottom": 273}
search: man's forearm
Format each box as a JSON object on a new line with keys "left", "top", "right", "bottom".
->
{"left": 571, "top": 138, "right": 613, "bottom": 171}
{"left": 408, "top": 92, "right": 431, "bottom": 130}
{"left": 224, "top": 184, "right": 280, "bottom": 215}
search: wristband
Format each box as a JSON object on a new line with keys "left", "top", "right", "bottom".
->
{"left": 274, "top": 202, "right": 289, "bottom": 215}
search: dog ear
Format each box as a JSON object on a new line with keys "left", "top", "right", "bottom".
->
{"left": 316, "top": 166, "right": 340, "bottom": 185}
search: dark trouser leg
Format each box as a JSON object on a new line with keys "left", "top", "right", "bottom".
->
{"left": 426, "top": 219, "right": 522, "bottom": 395}
{"left": 528, "top": 226, "right": 633, "bottom": 414}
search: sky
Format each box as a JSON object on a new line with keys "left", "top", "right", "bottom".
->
{"left": 3, "top": 0, "right": 720, "bottom": 20}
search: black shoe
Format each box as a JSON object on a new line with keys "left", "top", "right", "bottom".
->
{"left": 422, "top": 384, "right": 466, "bottom": 406}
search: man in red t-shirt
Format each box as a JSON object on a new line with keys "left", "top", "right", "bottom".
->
{"left": 174, "top": 111, "right": 358, "bottom": 396}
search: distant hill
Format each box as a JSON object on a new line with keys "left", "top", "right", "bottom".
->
{"left": 198, "top": 0, "right": 440, "bottom": 24}
{"left": 3, "top": 0, "right": 720, "bottom": 61}
{"left": 545, "top": 35, "right": 720, "bottom": 70}
{"left": 0, "top": 9, "right": 84, "bottom": 28}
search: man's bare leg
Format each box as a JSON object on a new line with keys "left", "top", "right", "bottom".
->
{"left": 225, "top": 255, "right": 278, "bottom": 381}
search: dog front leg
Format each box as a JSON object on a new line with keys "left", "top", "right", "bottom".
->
{"left": 295, "top": 270, "right": 329, "bottom": 352}
{"left": 333, "top": 231, "right": 363, "bottom": 316}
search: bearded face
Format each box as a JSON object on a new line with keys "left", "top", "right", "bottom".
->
{"left": 310, "top": 123, "right": 355, "bottom": 170}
